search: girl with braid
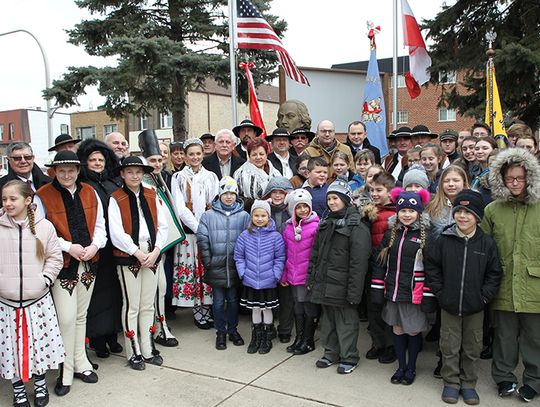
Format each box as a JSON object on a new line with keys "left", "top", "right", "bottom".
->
{"left": 0, "top": 180, "right": 64, "bottom": 407}
{"left": 371, "top": 188, "right": 432, "bottom": 386}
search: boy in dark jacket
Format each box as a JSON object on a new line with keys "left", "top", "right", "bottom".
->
{"left": 197, "top": 177, "right": 251, "bottom": 350}
{"left": 307, "top": 179, "right": 371, "bottom": 374}
{"left": 425, "top": 190, "right": 501, "bottom": 405}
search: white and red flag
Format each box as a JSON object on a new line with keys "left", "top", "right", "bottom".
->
{"left": 401, "top": 0, "right": 431, "bottom": 99}
{"left": 239, "top": 62, "right": 267, "bottom": 138}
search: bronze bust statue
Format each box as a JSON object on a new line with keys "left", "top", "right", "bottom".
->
{"left": 276, "top": 99, "right": 312, "bottom": 132}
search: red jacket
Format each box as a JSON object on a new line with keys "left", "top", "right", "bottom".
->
{"left": 370, "top": 204, "right": 396, "bottom": 248}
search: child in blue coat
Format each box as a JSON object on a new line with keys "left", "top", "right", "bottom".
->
{"left": 234, "top": 200, "right": 286, "bottom": 355}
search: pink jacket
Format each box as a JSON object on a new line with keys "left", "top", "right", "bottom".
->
{"left": 0, "top": 210, "right": 63, "bottom": 305}
{"left": 281, "top": 212, "right": 320, "bottom": 286}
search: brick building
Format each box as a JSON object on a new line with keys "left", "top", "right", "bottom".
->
{"left": 332, "top": 56, "right": 476, "bottom": 135}
{"left": 70, "top": 110, "right": 128, "bottom": 141}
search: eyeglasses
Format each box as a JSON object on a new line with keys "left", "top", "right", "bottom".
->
{"left": 504, "top": 176, "right": 526, "bottom": 184}
{"left": 9, "top": 155, "right": 34, "bottom": 162}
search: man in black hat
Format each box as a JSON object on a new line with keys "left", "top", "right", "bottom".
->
{"left": 232, "top": 119, "right": 263, "bottom": 160}
{"left": 203, "top": 129, "right": 246, "bottom": 180}
{"left": 290, "top": 128, "right": 315, "bottom": 157}
{"left": 200, "top": 133, "right": 216, "bottom": 157}
{"left": 384, "top": 127, "right": 413, "bottom": 180}
{"left": 35, "top": 151, "right": 107, "bottom": 396}
{"left": 48, "top": 134, "right": 81, "bottom": 153}
{"left": 108, "top": 156, "right": 169, "bottom": 371}
{"left": 267, "top": 128, "right": 297, "bottom": 178}
{"left": 411, "top": 125, "right": 438, "bottom": 147}
{"left": 439, "top": 129, "right": 460, "bottom": 165}
{"left": 345, "top": 121, "right": 381, "bottom": 164}
{"left": 0, "top": 141, "right": 51, "bottom": 198}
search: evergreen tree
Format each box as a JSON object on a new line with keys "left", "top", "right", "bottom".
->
{"left": 425, "top": 0, "right": 540, "bottom": 129}
{"left": 44, "top": 0, "right": 285, "bottom": 140}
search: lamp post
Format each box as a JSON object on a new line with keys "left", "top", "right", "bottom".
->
{"left": 0, "top": 29, "right": 53, "bottom": 148}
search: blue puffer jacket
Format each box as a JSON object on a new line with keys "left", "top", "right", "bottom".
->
{"left": 234, "top": 218, "right": 286, "bottom": 289}
{"left": 197, "top": 198, "right": 251, "bottom": 288}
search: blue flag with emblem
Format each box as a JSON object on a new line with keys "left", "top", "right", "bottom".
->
{"left": 361, "top": 25, "right": 388, "bottom": 157}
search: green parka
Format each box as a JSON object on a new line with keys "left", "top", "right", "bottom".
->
{"left": 306, "top": 205, "right": 371, "bottom": 307}
{"left": 480, "top": 148, "right": 540, "bottom": 313}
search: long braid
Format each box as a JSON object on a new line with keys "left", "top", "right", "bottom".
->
{"left": 418, "top": 216, "right": 426, "bottom": 251}
{"left": 378, "top": 220, "right": 399, "bottom": 264}
{"left": 27, "top": 205, "right": 45, "bottom": 260}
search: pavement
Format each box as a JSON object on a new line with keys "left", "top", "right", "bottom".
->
{"left": 0, "top": 309, "right": 528, "bottom": 407}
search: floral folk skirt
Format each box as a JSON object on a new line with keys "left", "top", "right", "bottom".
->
{"left": 172, "top": 234, "right": 212, "bottom": 307}
{"left": 0, "top": 293, "right": 65, "bottom": 381}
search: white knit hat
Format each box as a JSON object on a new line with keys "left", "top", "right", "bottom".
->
{"left": 251, "top": 199, "right": 271, "bottom": 217}
{"left": 219, "top": 176, "right": 238, "bottom": 196}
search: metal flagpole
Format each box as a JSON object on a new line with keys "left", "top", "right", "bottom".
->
{"left": 392, "top": 0, "right": 398, "bottom": 130}
{"left": 228, "top": 0, "right": 238, "bottom": 127}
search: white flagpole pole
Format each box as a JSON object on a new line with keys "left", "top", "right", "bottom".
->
{"left": 392, "top": 0, "right": 398, "bottom": 130}
{"left": 229, "top": 0, "right": 238, "bottom": 127}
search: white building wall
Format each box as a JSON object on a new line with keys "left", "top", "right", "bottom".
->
{"left": 27, "top": 110, "right": 70, "bottom": 165}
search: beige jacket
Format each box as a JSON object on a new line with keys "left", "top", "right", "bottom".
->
{"left": 304, "top": 138, "right": 355, "bottom": 176}
{"left": 0, "top": 209, "right": 63, "bottom": 304}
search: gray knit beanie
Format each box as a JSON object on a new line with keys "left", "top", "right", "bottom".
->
{"left": 251, "top": 199, "right": 271, "bottom": 217}
{"left": 285, "top": 188, "right": 313, "bottom": 217}
{"left": 327, "top": 177, "right": 352, "bottom": 204}
{"left": 402, "top": 165, "right": 430, "bottom": 190}
{"left": 262, "top": 176, "right": 294, "bottom": 199}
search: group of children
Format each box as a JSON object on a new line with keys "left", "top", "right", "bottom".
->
{"left": 0, "top": 145, "right": 503, "bottom": 407}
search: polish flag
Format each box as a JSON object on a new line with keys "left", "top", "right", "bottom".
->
{"left": 402, "top": 0, "right": 432, "bottom": 99}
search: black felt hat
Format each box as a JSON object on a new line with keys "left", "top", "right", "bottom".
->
{"left": 411, "top": 124, "right": 438, "bottom": 139}
{"left": 138, "top": 129, "right": 161, "bottom": 158}
{"left": 45, "top": 151, "right": 83, "bottom": 167}
{"left": 232, "top": 119, "right": 263, "bottom": 137}
{"left": 113, "top": 156, "right": 154, "bottom": 175}
{"left": 48, "top": 134, "right": 81, "bottom": 152}
{"left": 265, "top": 128, "right": 291, "bottom": 142}
{"left": 290, "top": 127, "right": 315, "bottom": 141}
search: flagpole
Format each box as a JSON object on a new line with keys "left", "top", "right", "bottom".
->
{"left": 229, "top": 0, "right": 238, "bottom": 127}
{"left": 392, "top": 0, "right": 398, "bottom": 130}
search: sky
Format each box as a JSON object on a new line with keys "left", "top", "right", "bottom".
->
{"left": 0, "top": 0, "right": 446, "bottom": 113}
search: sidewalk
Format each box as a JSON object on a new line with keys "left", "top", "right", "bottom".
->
{"left": 0, "top": 310, "right": 525, "bottom": 406}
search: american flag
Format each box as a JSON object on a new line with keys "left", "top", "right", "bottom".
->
{"left": 235, "top": 0, "right": 310, "bottom": 85}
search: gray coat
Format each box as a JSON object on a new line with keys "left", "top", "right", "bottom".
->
{"left": 197, "top": 198, "right": 251, "bottom": 288}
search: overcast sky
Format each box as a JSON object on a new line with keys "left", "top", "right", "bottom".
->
{"left": 0, "top": 0, "right": 445, "bottom": 113}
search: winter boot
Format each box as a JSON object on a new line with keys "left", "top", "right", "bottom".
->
{"left": 294, "top": 317, "right": 316, "bottom": 355}
{"left": 247, "top": 324, "right": 263, "bottom": 354}
{"left": 258, "top": 324, "right": 273, "bottom": 354}
{"left": 287, "top": 314, "right": 305, "bottom": 353}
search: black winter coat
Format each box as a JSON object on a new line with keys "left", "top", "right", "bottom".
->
{"left": 306, "top": 206, "right": 371, "bottom": 307}
{"left": 371, "top": 222, "right": 424, "bottom": 304}
{"left": 424, "top": 224, "right": 502, "bottom": 316}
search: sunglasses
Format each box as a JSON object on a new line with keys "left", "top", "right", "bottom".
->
{"left": 10, "top": 155, "right": 34, "bottom": 162}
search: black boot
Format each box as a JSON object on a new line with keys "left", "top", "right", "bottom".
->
{"left": 294, "top": 317, "right": 316, "bottom": 355}
{"left": 89, "top": 336, "right": 109, "bottom": 358}
{"left": 287, "top": 314, "right": 305, "bottom": 353}
{"left": 247, "top": 324, "right": 262, "bottom": 354}
{"left": 259, "top": 324, "right": 273, "bottom": 354}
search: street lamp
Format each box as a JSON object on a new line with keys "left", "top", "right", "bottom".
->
{"left": 0, "top": 29, "right": 54, "bottom": 148}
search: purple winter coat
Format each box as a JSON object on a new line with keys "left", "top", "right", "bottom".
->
{"left": 281, "top": 212, "right": 320, "bottom": 286}
{"left": 234, "top": 219, "right": 286, "bottom": 289}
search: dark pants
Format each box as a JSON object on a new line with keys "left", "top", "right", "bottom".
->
{"left": 320, "top": 305, "right": 360, "bottom": 364}
{"left": 212, "top": 286, "right": 239, "bottom": 334}
{"left": 367, "top": 287, "right": 393, "bottom": 349}
{"left": 278, "top": 285, "right": 295, "bottom": 336}
{"left": 492, "top": 310, "right": 540, "bottom": 393}
{"left": 294, "top": 301, "right": 319, "bottom": 318}
{"left": 440, "top": 309, "right": 483, "bottom": 389}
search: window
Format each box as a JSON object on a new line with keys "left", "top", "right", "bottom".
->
{"left": 104, "top": 124, "right": 118, "bottom": 135}
{"left": 391, "top": 75, "right": 407, "bottom": 88}
{"left": 160, "top": 111, "right": 173, "bottom": 129}
{"left": 60, "top": 124, "right": 69, "bottom": 134}
{"left": 391, "top": 111, "right": 409, "bottom": 124}
{"left": 439, "top": 108, "right": 457, "bottom": 122}
{"left": 439, "top": 70, "right": 457, "bottom": 84}
{"left": 0, "top": 124, "right": 3, "bottom": 140}
{"left": 140, "top": 115, "right": 148, "bottom": 130}
{"left": 76, "top": 126, "right": 96, "bottom": 140}
{"left": 8, "top": 123, "right": 14, "bottom": 140}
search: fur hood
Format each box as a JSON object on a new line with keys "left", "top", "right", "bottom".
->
{"left": 361, "top": 202, "right": 379, "bottom": 223}
{"left": 488, "top": 148, "right": 540, "bottom": 204}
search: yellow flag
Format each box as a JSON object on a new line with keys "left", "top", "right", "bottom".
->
{"left": 485, "top": 63, "right": 507, "bottom": 148}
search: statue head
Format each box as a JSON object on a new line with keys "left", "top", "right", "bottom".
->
{"left": 276, "top": 99, "right": 312, "bottom": 132}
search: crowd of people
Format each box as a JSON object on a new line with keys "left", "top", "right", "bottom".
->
{"left": 0, "top": 117, "right": 539, "bottom": 407}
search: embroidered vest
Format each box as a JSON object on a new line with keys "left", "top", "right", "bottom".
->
{"left": 111, "top": 187, "right": 158, "bottom": 265}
